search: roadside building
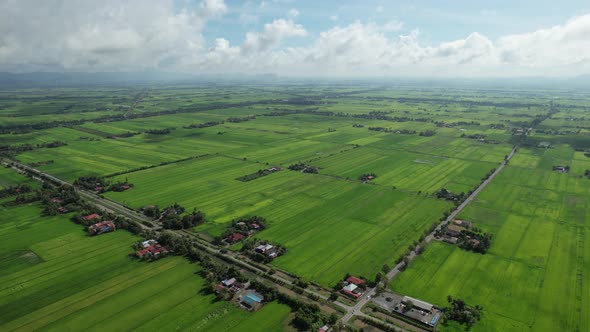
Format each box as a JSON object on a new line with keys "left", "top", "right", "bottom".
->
{"left": 255, "top": 243, "right": 273, "bottom": 253}
{"left": 446, "top": 224, "right": 466, "bottom": 237}
{"left": 452, "top": 219, "right": 473, "bottom": 228}
{"left": 215, "top": 277, "right": 242, "bottom": 293}
{"left": 82, "top": 213, "right": 100, "bottom": 221}
{"left": 88, "top": 221, "right": 116, "bottom": 235}
{"left": 341, "top": 283, "right": 362, "bottom": 298}
{"left": 141, "top": 239, "right": 158, "bottom": 248}
{"left": 402, "top": 296, "right": 434, "bottom": 312}
{"left": 240, "top": 291, "right": 264, "bottom": 310}
{"left": 346, "top": 276, "right": 365, "bottom": 285}
{"left": 226, "top": 233, "right": 245, "bottom": 243}
{"left": 136, "top": 244, "right": 169, "bottom": 259}
{"left": 341, "top": 276, "right": 365, "bottom": 298}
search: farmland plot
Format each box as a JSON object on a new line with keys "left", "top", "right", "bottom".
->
{"left": 0, "top": 203, "right": 290, "bottom": 331}
{"left": 391, "top": 147, "right": 590, "bottom": 332}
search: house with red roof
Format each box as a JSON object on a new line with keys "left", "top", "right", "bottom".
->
{"left": 136, "top": 244, "right": 169, "bottom": 259}
{"left": 88, "top": 221, "right": 116, "bottom": 235}
{"left": 226, "top": 233, "right": 245, "bottom": 243}
{"left": 341, "top": 276, "right": 366, "bottom": 299}
{"left": 346, "top": 276, "right": 365, "bottom": 285}
{"left": 82, "top": 213, "right": 100, "bottom": 221}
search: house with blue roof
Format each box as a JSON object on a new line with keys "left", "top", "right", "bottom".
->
{"left": 240, "top": 291, "right": 264, "bottom": 310}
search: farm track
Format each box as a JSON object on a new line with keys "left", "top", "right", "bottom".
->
{"left": 341, "top": 146, "right": 518, "bottom": 324}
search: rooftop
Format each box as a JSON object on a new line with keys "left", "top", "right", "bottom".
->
{"left": 346, "top": 276, "right": 365, "bottom": 285}
{"left": 402, "top": 295, "right": 434, "bottom": 312}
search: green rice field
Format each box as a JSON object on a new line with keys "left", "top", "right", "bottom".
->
{"left": 0, "top": 203, "right": 290, "bottom": 331}
{"left": 2, "top": 83, "right": 589, "bottom": 331}
{"left": 391, "top": 146, "right": 590, "bottom": 332}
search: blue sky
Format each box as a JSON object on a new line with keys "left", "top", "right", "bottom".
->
{"left": 204, "top": 0, "right": 590, "bottom": 45}
{"left": 1, "top": 0, "right": 589, "bottom": 77}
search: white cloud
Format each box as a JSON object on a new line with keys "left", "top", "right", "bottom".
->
{"left": 0, "top": 1, "right": 589, "bottom": 77}
{"left": 200, "top": 0, "right": 227, "bottom": 17}
{"left": 382, "top": 20, "right": 404, "bottom": 32}
{"left": 0, "top": 0, "right": 227, "bottom": 71}
{"left": 242, "top": 19, "right": 307, "bottom": 54}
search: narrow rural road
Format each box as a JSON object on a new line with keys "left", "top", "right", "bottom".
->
{"left": 385, "top": 145, "right": 517, "bottom": 281}
{"left": 4, "top": 159, "right": 339, "bottom": 308}
{"left": 341, "top": 146, "right": 517, "bottom": 325}
{"left": 5, "top": 146, "right": 516, "bottom": 331}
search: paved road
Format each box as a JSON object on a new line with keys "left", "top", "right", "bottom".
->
{"left": 5, "top": 147, "right": 516, "bottom": 331}
{"left": 4, "top": 160, "right": 154, "bottom": 229}
{"left": 342, "top": 146, "right": 518, "bottom": 324}
{"left": 4, "top": 159, "right": 340, "bottom": 307}
{"left": 385, "top": 146, "right": 517, "bottom": 281}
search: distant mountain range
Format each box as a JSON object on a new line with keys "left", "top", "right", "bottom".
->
{"left": 0, "top": 71, "right": 280, "bottom": 87}
{"left": 0, "top": 71, "right": 588, "bottom": 89}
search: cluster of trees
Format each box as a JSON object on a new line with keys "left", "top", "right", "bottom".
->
{"left": 201, "top": 260, "right": 248, "bottom": 301}
{"left": 368, "top": 127, "right": 417, "bottom": 135}
{"left": 0, "top": 183, "right": 40, "bottom": 207}
{"left": 74, "top": 176, "right": 135, "bottom": 193}
{"left": 244, "top": 280, "right": 336, "bottom": 331}
{"left": 435, "top": 188, "right": 466, "bottom": 202}
{"left": 584, "top": 170, "right": 590, "bottom": 178}
{"left": 236, "top": 168, "right": 280, "bottom": 182}
{"left": 240, "top": 239, "right": 287, "bottom": 263}
{"left": 74, "top": 175, "right": 109, "bottom": 190}
{"left": 288, "top": 163, "right": 319, "bottom": 174}
{"left": 227, "top": 115, "right": 256, "bottom": 123}
{"left": 76, "top": 210, "right": 146, "bottom": 235}
{"left": 109, "top": 181, "right": 133, "bottom": 192}
{"left": 262, "top": 108, "right": 333, "bottom": 117}
{"left": 353, "top": 111, "right": 429, "bottom": 123}
{"left": 458, "top": 230, "right": 493, "bottom": 254}
{"left": 157, "top": 204, "right": 205, "bottom": 230}
{"left": 0, "top": 141, "right": 67, "bottom": 157}
{"left": 106, "top": 131, "right": 139, "bottom": 139}
{"left": 0, "top": 118, "right": 86, "bottom": 134}
{"left": 352, "top": 124, "right": 364, "bottom": 128}
{"left": 461, "top": 133, "right": 486, "bottom": 140}
{"left": 359, "top": 173, "right": 377, "bottom": 182}
{"left": 436, "top": 121, "right": 480, "bottom": 128}
{"left": 552, "top": 165, "right": 570, "bottom": 172}
{"left": 28, "top": 160, "right": 54, "bottom": 167}
{"left": 142, "top": 205, "right": 161, "bottom": 218}
{"left": 489, "top": 123, "right": 506, "bottom": 130}
{"left": 40, "top": 184, "right": 82, "bottom": 215}
{"left": 213, "top": 216, "right": 268, "bottom": 245}
{"left": 418, "top": 130, "right": 436, "bottom": 137}
{"left": 442, "top": 296, "right": 482, "bottom": 329}
{"left": 0, "top": 184, "right": 33, "bottom": 198}
{"left": 0, "top": 99, "right": 266, "bottom": 135}
{"left": 144, "top": 128, "right": 174, "bottom": 135}
{"left": 183, "top": 121, "right": 223, "bottom": 129}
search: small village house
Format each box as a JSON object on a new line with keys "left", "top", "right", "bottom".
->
{"left": 82, "top": 213, "right": 100, "bottom": 221}
{"left": 341, "top": 276, "right": 365, "bottom": 299}
{"left": 136, "top": 244, "right": 169, "bottom": 259}
{"left": 88, "top": 221, "right": 116, "bottom": 235}
{"left": 446, "top": 224, "right": 465, "bottom": 237}
{"left": 240, "top": 291, "right": 264, "bottom": 310}
{"left": 226, "top": 233, "right": 245, "bottom": 243}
